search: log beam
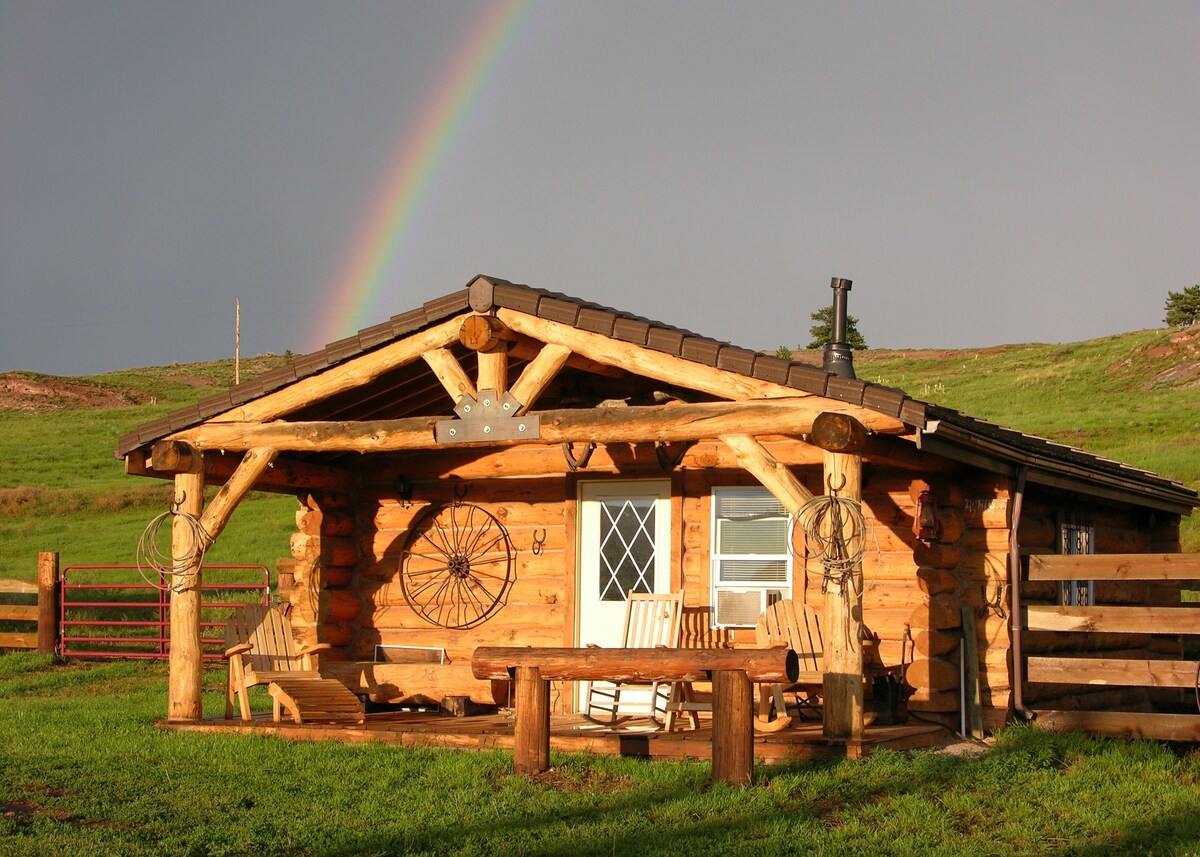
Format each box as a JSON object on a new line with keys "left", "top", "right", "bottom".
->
{"left": 822, "top": 433, "right": 865, "bottom": 741}
{"left": 169, "top": 397, "right": 907, "bottom": 453}
{"left": 460, "top": 314, "right": 516, "bottom": 353}
{"left": 719, "top": 434, "right": 814, "bottom": 515}
{"left": 212, "top": 316, "right": 464, "bottom": 423}
{"left": 422, "top": 347, "right": 476, "bottom": 403}
{"left": 168, "top": 456, "right": 205, "bottom": 722}
{"left": 508, "top": 343, "right": 572, "bottom": 414}
{"left": 197, "top": 447, "right": 279, "bottom": 546}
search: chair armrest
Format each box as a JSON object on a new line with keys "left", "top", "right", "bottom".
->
{"left": 224, "top": 642, "right": 252, "bottom": 659}
{"left": 296, "top": 642, "right": 333, "bottom": 656}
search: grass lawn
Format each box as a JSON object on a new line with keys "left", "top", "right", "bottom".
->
{"left": 2, "top": 654, "right": 1200, "bottom": 856}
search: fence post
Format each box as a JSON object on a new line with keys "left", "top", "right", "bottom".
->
{"left": 37, "top": 551, "right": 60, "bottom": 655}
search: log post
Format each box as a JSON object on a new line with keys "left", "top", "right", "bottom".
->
{"left": 711, "top": 669, "right": 754, "bottom": 786}
{"left": 168, "top": 451, "right": 205, "bottom": 722}
{"left": 36, "top": 551, "right": 60, "bottom": 655}
{"left": 814, "top": 413, "right": 865, "bottom": 741}
{"left": 512, "top": 665, "right": 550, "bottom": 775}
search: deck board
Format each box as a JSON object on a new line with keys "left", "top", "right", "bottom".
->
{"left": 159, "top": 712, "right": 949, "bottom": 763}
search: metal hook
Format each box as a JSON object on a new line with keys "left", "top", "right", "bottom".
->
{"left": 452, "top": 482, "right": 469, "bottom": 505}
{"left": 531, "top": 528, "right": 547, "bottom": 555}
{"left": 562, "top": 441, "right": 595, "bottom": 471}
{"left": 826, "top": 473, "right": 847, "bottom": 494}
{"left": 170, "top": 491, "right": 186, "bottom": 513}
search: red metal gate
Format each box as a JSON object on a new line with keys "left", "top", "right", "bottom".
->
{"left": 59, "top": 564, "right": 269, "bottom": 659}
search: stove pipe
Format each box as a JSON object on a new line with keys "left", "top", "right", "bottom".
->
{"left": 822, "top": 277, "right": 857, "bottom": 379}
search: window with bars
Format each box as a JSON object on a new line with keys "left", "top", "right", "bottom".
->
{"left": 710, "top": 487, "right": 792, "bottom": 628}
{"left": 1059, "top": 517, "right": 1095, "bottom": 607}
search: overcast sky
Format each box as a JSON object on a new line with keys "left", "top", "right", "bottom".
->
{"left": 2, "top": 1, "right": 1197, "bottom": 376}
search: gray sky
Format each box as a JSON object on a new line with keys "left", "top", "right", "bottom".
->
{"left": 2, "top": 1, "right": 1197, "bottom": 376}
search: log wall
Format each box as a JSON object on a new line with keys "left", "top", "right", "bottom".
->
{"left": 278, "top": 438, "right": 1184, "bottom": 724}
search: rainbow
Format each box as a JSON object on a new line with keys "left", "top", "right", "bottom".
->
{"left": 310, "top": 0, "right": 530, "bottom": 350}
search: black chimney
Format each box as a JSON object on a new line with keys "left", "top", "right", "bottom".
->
{"left": 822, "top": 276, "right": 857, "bottom": 379}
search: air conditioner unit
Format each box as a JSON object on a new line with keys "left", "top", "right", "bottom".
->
{"left": 712, "top": 588, "right": 781, "bottom": 629}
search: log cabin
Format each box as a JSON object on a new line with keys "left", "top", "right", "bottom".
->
{"left": 118, "top": 275, "right": 1200, "bottom": 740}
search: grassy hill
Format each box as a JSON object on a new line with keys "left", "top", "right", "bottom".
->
{"left": 0, "top": 326, "right": 1196, "bottom": 580}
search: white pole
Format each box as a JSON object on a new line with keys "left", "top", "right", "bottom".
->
{"left": 235, "top": 298, "right": 241, "bottom": 386}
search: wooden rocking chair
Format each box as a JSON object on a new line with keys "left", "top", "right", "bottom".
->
{"left": 582, "top": 592, "right": 684, "bottom": 728}
{"left": 224, "top": 603, "right": 363, "bottom": 724}
{"left": 754, "top": 599, "right": 824, "bottom": 731}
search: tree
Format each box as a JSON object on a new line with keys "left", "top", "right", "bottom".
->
{"left": 807, "top": 305, "right": 868, "bottom": 350}
{"left": 1164, "top": 285, "right": 1200, "bottom": 327}
{"left": 773, "top": 345, "right": 794, "bottom": 360}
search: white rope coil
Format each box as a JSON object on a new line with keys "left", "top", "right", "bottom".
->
{"left": 136, "top": 509, "right": 211, "bottom": 592}
{"left": 794, "top": 493, "right": 874, "bottom": 593}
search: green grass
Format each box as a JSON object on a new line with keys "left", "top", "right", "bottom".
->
{"left": 2, "top": 654, "right": 1199, "bottom": 855}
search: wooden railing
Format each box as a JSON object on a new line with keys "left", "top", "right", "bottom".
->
{"left": 472, "top": 646, "right": 798, "bottom": 786}
{"left": 0, "top": 553, "right": 60, "bottom": 653}
{"left": 1023, "top": 553, "right": 1200, "bottom": 741}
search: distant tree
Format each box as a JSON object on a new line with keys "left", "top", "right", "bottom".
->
{"left": 1164, "top": 285, "right": 1200, "bottom": 327}
{"left": 807, "top": 306, "right": 868, "bottom": 350}
{"left": 773, "top": 345, "right": 794, "bottom": 360}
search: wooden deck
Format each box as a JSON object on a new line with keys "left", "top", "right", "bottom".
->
{"left": 160, "top": 711, "right": 950, "bottom": 764}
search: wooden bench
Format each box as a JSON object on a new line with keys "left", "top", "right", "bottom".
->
{"left": 472, "top": 646, "right": 798, "bottom": 785}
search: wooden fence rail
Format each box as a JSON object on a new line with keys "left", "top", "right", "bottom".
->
{"left": 0, "top": 552, "right": 60, "bottom": 653}
{"left": 1023, "top": 553, "right": 1200, "bottom": 742}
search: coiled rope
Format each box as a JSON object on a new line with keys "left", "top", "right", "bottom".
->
{"left": 794, "top": 482, "right": 874, "bottom": 595}
{"left": 136, "top": 499, "right": 211, "bottom": 593}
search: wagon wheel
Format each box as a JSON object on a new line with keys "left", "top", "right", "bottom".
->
{"left": 400, "top": 502, "right": 515, "bottom": 629}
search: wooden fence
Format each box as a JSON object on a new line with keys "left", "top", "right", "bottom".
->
{"left": 0, "top": 552, "right": 60, "bottom": 653}
{"left": 1023, "top": 553, "right": 1200, "bottom": 742}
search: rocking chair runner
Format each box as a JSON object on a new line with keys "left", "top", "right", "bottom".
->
{"left": 755, "top": 599, "right": 824, "bottom": 729}
{"left": 581, "top": 592, "right": 684, "bottom": 728}
{"left": 223, "top": 603, "right": 363, "bottom": 724}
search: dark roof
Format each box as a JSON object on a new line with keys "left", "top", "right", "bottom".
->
{"left": 118, "top": 275, "right": 1198, "bottom": 515}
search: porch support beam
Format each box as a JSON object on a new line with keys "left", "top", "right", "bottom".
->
{"left": 197, "top": 447, "right": 279, "bottom": 547}
{"left": 719, "top": 433, "right": 815, "bottom": 516}
{"left": 168, "top": 453, "right": 205, "bottom": 722}
{"left": 169, "top": 398, "right": 906, "bottom": 453}
{"left": 815, "top": 413, "right": 866, "bottom": 742}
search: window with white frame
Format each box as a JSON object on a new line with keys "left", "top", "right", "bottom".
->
{"left": 710, "top": 487, "right": 792, "bottom": 628}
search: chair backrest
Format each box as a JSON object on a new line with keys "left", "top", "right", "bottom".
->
{"left": 622, "top": 592, "right": 684, "bottom": 648}
{"left": 756, "top": 599, "right": 823, "bottom": 673}
{"left": 224, "top": 603, "right": 302, "bottom": 674}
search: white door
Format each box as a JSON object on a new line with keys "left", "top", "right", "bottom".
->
{"left": 577, "top": 479, "right": 673, "bottom": 648}
{"left": 576, "top": 479, "right": 673, "bottom": 712}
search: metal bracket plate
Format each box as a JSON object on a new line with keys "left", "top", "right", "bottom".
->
{"left": 435, "top": 390, "right": 541, "bottom": 444}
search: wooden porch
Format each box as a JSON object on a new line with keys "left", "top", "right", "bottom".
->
{"left": 159, "top": 710, "right": 951, "bottom": 765}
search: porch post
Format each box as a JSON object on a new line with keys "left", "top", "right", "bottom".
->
{"left": 815, "top": 414, "right": 866, "bottom": 741}
{"left": 512, "top": 665, "right": 550, "bottom": 775}
{"left": 168, "top": 452, "right": 205, "bottom": 722}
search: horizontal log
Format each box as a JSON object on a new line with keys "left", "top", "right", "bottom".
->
{"left": 904, "top": 656, "right": 960, "bottom": 692}
{"left": 1093, "top": 528, "right": 1152, "bottom": 555}
{"left": 296, "top": 509, "right": 355, "bottom": 537}
{"left": 1024, "top": 604, "right": 1200, "bottom": 635}
{"left": 1033, "top": 710, "right": 1200, "bottom": 742}
{"left": 810, "top": 412, "right": 867, "bottom": 453}
{"left": 912, "top": 542, "right": 962, "bottom": 571}
{"left": 961, "top": 497, "right": 1010, "bottom": 529}
{"left": 1028, "top": 553, "right": 1200, "bottom": 582}
{"left": 171, "top": 397, "right": 911, "bottom": 455}
{"left": 904, "top": 688, "right": 959, "bottom": 712}
{"left": 0, "top": 578, "right": 38, "bottom": 595}
{"left": 288, "top": 589, "right": 363, "bottom": 624}
{"left": 916, "top": 568, "right": 959, "bottom": 596}
{"left": 913, "top": 629, "right": 960, "bottom": 657}
{"left": 908, "top": 595, "right": 963, "bottom": 630}
{"left": 1026, "top": 656, "right": 1200, "bottom": 688}
{"left": 471, "top": 646, "right": 798, "bottom": 684}
{"left": 289, "top": 533, "right": 358, "bottom": 568}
